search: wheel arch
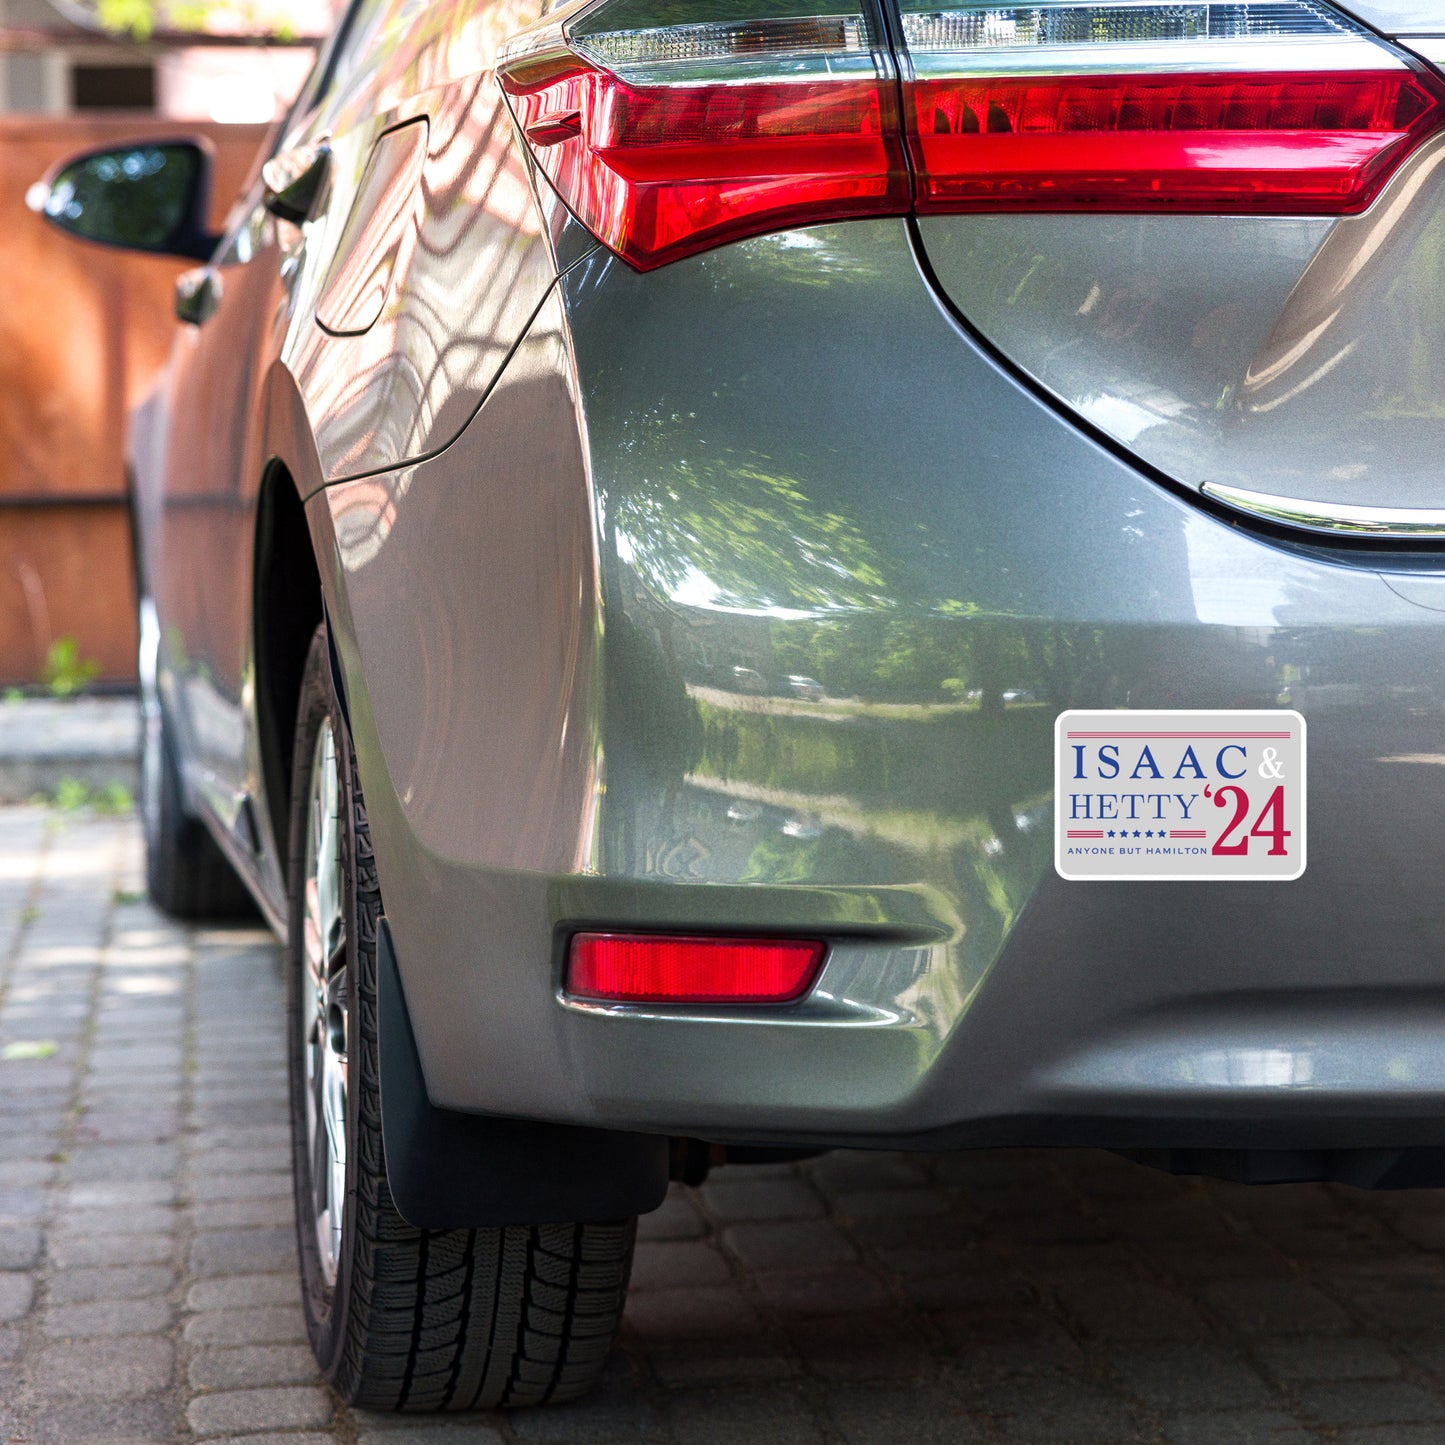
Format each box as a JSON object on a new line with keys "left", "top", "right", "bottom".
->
{"left": 253, "top": 458, "right": 324, "bottom": 886}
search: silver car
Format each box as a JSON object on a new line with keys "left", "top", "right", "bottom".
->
{"left": 32, "top": 0, "right": 1445, "bottom": 1410}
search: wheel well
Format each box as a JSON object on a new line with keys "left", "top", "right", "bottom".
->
{"left": 254, "top": 463, "right": 323, "bottom": 881}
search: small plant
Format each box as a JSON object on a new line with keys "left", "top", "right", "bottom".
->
{"left": 3, "top": 687, "right": 23, "bottom": 705}
{"left": 52, "top": 777, "right": 91, "bottom": 812}
{"left": 42, "top": 637, "right": 101, "bottom": 698}
{"left": 92, "top": 782, "right": 134, "bottom": 815}
{"left": 42, "top": 778, "right": 133, "bottom": 815}
{"left": 2, "top": 1040, "right": 58, "bottom": 1061}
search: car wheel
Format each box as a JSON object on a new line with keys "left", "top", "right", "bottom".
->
{"left": 286, "top": 623, "right": 637, "bottom": 1410}
{"left": 139, "top": 597, "right": 253, "bottom": 919}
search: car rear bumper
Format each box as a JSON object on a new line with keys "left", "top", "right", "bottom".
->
{"left": 311, "top": 217, "right": 1445, "bottom": 1152}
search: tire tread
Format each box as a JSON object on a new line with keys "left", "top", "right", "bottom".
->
{"left": 287, "top": 627, "right": 633, "bottom": 1413}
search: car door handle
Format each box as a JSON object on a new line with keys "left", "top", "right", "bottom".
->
{"left": 175, "top": 266, "right": 220, "bottom": 326}
{"left": 262, "top": 140, "right": 331, "bottom": 226}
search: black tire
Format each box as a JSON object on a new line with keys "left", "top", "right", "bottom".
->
{"left": 285, "top": 624, "right": 636, "bottom": 1411}
{"left": 139, "top": 604, "right": 254, "bottom": 920}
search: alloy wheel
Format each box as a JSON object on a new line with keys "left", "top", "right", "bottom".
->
{"left": 302, "top": 717, "right": 348, "bottom": 1287}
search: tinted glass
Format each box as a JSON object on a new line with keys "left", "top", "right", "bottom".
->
{"left": 43, "top": 144, "right": 199, "bottom": 251}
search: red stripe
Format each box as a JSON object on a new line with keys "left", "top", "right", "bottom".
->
{"left": 1066, "top": 731, "right": 1290, "bottom": 739}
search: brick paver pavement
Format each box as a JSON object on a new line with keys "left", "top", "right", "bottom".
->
{"left": 8, "top": 808, "right": 1445, "bottom": 1442}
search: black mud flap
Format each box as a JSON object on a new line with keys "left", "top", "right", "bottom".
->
{"left": 377, "top": 918, "right": 669, "bottom": 1228}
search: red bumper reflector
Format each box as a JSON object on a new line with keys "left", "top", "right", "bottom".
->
{"left": 566, "top": 933, "right": 826, "bottom": 1004}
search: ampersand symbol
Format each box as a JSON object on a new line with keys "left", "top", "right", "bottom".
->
{"left": 1258, "top": 747, "right": 1284, "bottom": 780}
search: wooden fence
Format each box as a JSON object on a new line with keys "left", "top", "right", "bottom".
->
{"left": 0, "top": 115, "right": 269, "bottom": 687}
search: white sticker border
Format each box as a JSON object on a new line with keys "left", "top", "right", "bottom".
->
{"left": 1054, "top": 709, "right": 1308, "bottom": 883}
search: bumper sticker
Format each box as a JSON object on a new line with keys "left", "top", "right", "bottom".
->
{"left": 1055, "top": 710, "right": 1306, "bottom": 882}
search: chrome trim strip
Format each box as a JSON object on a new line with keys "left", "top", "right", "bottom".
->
{"left": 1202, "top": 481, "right": 1445, "bottom": 537}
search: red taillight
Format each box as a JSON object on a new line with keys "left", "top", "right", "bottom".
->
{"left": 498, "top": 1, "right": 1445, "bottom": 270}
{"left": 909, "top": 70, "right": 1443, "bottom": 212}
{"left": 500, "top": 60, "right": 909, "bottom": 270}
{"left": 566, "top": 932, "right": 826, "bottom": 1004}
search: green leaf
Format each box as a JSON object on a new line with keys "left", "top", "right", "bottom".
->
{"left": 2, "top": 1040, "right": 58, "bottom": 1061}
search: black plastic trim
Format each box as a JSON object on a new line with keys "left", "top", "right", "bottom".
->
{"left": 376, "top": 918, "right": 670, "bottom": 1229}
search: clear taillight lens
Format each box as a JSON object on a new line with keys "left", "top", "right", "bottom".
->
{"left": 499, "top": 2, "right": 910, "bottom": 270}
{"left": 500, "top": 0, "right": 1445, "bottom": 269}
{"left": 896, "top": 0, "right": 1445, "bottom": 212}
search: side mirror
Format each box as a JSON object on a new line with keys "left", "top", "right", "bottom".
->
{"left": 28, "top": 139, "right": 219, "bottom": 261}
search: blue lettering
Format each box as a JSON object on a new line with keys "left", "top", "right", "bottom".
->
{"left": 1130, "top": 746, "right": 1162, "bottom": 780}
{"left": 1216, "top": 745, "right": 1247, "bottom": 779}
{"left": 1173, "top": 745, "right": 1205, "bottom": 780}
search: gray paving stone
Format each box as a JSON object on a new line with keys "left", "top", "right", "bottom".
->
{"left": 192, "top": 1195, "right": 296, "bottom": 1231}
{"left": 47, "top": 1231, "right": 174, "bottom": 1269}
{"left": 47, "top": 1263, "right": 174, "bottom": 1304}
{"left": 65, "top": 1179, "right": 176, "bottom": 1209}
{"left": 826, "top": 1385, "right": 995, "bottom": 1444}
{"left": 54, "top": 1204, "right": 179, "bottom": 1237}
{"left": 0, "top": 1224, "right": 41, "bottom": 1269}
{"left": 183, "top": 1303, "right": 309, "bottom": 1346}
{"left": 28, "top": 1396, "right": 173, "bottom": 1444}
{"left": 42, "top": 1297, "right": 174, "bottom": 1337}
{"left": 188, "top": 1343, "right": 320, "bottom": 1389}
{"left": 752, "top": 1266, "right": 891, "bottom": 1317}
{"left": 722, "top": 1220, "right": 857, "bottom": 1271}
{"left": 353, "top": 1423, "right": 506, "bottom": 1443}
{"left": 700, "top": 1176, "right": 825, "bottom": 1223}
{"left": 203, "top": 1435, "right": 336, "bottom": 1445}
{"left": 0, "top": 1186, "right": 48, "bottom": 1218}
{"left": 1336, "top": 1429, "right": 1445, "bottom": 1444}
{"left": 31, "top": 1334, "right": 174, "bottom": 1397}
{"left": 626, "top": 1284, "right": 763, "bottom": 1342}
{"left": 646, "top": 1343, "right": 798, "bottom": 1387}
{"left": 1256, "top": 1335, "right": 1404, "bottom": 1381}
{"left": 0, "top": 1269, "right": 35, "bottom": 1321}
{"left": 184, "top": 1145, "right": 290, "bottom": 1178}
{"left": 938, "top": 1306, "right": 1086, "bottom": 1375}
{"left": 186, "top": 1273, "right": 300, "bottom": 1311}
{"left": 0, "top": 1159, "right": 64, "bottom": 1193}
{"left": 509, "top": 1379, "right": 669, "bottom": 1441}
{"left": 66, "top": 1143, "right": 181, "bottom": 1181}
{"left": 1200, "top": 1278, "right": 1352, "bottom": 1335}
{"left": 186, "top": 1171, "right": 292, "bottom": 1202}
{"left": 1108, "top": 1342, "right": 1277, "bottom": 1411}
{"left": 188, "top": 1226, "right": 296, "bottom": 1277}
{"left": 666, "top": 1383, "right": 824, "bottom": 1444}
{"left": 186, "top": 1384, "right": 332, "bottom": 1436}
{"left": 808, "top": 1153, "right": 928, "bottom": 1191}
{"left": 1297, "top": 1381, "right": 1445, "bottom": 1425}
{"left": 788, "top": 1313, "right": 938, "bottom": 1382}
{"left": 1162, "top": 1412, "right": 1313, "bottom": 1444}
{"left": 831, "top": 1187, "right": 951, "bottom": 1221}
{"left": 631, "top": 1241, "right": 733, "bottom": 1292}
